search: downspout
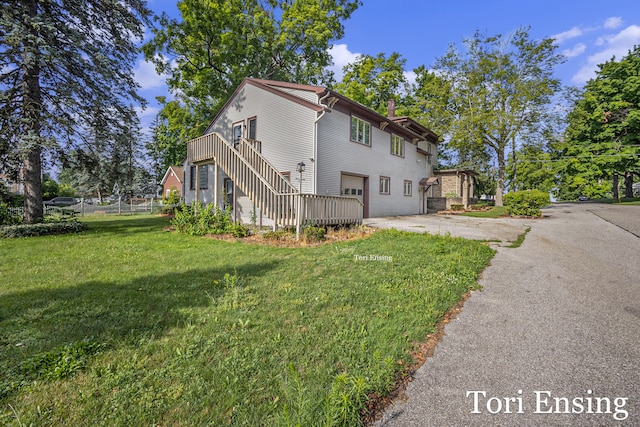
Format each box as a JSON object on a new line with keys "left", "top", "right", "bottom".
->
{"left": 313, "top": 91, "right": 331, "bottom": 195}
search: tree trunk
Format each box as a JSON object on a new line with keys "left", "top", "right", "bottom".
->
{"left": 495, "top": 152, "right": 505, "bottom": 207}
{"left": 21, "top": 0, "right": 44, "bottom": 224}
{"left": 612, "top": 174, "right": 619, "bottom": 199}
{"left": 624, "top": 171, "right": 634, "bottom": 199}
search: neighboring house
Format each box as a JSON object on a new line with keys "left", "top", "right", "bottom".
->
{"left": 184, "top": 78, "right": 447, "bottom": 228}
{"left": 429, "top": 169, "right": 478, "bottom": 211}
{"left": 161, "top": 166, "right": 184, "bottom": 199}
{"left": 1, "top": 172, "right": 24, "bottom": 195}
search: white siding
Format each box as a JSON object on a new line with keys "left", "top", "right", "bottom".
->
{"left": 317, "top": 111, "right": 431, "bottom": 217}
{"left": 206, "top": 83, "right": 317, "bottom": 194}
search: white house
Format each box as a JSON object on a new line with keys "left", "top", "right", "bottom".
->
{"left": 184, "top": 78, "right": 442, "bottom": 228}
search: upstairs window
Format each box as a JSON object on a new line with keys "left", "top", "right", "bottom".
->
{"left": 350, "top": 116, "right": 371, "bottom": 146}
{"left": 404, "top": 180, "right": 412, "bottom": 196}
{"left": 248, "top": 117, "right": 257, "bottom": 140}
{"left": 189, "top": 166, "right": 196, "bottom": 190}
{"left": 391, "top": 134, "right": 404, "bottom": 157}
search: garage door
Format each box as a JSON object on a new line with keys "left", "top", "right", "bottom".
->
{"left": 341, "top": 174, "right": 364, "bottom": 204}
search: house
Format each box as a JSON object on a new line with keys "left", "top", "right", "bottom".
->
{"left": 184, "top": 78, "right": 445, "bottom": 228}
{"left": 160, "top": 166, "right": 184, "bottom": 199}
{"left": 429, "top": 169, "right": 478, "bottom": 211}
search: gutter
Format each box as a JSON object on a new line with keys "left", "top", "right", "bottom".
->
{"left": 312, "top": 91, "right": 331, "bottom": 194}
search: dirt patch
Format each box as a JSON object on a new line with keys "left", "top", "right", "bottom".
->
{"left": 204, "top": 226, "right": 377, "bottom": 247}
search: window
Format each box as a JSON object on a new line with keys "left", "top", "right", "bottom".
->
{"left": 379, "top": 176, "right": 390, "bottom": 195}
{"left": 223, "top": 178, "right": 234, "bottom": 210}
{"left": 198, "top": 165, "right": 208, "bottom": 189}
{"left": 404, "top": 180, "right": 412, "bottom": 196}
{"left": 350, "top": 116, "right": 371, "bottom": 146}
{"left": 189, "top": 166, "right": 196, "bottom": 190}
{"left": 427, "top": 143, "right": 432, "bottom": 164}
{"left": 233, "top": 122, "right": 242, "bottom": 148}
{"left": 391, "top": 134, "right": 404, "bottom": 157}
{"left": 248, "top": 117, "right": 257, "bottom": 140}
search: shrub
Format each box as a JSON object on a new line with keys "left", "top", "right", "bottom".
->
{"left": 1, "top": 221, "right": 88, "bottom": 238}
{"left": 450, "top": 204, "right": 465, "bottom": 211}
{"left": 230, "top": 223, "right": 250, "bottom": 238}
{"left": 262, "top": 230, "right": 291, "bottom": 241}
{"left": 171, "top": 201, "right": 235, "bottom": 236}
{"left": 163, "top": 187, "right": 181, "bottom": 205}
{"left": 503, "top": 190, "right": 550, "bottom": 217}
{"left": 302, "top": 225, "right": 326, "bottom": 242}
{"left": 0, "top": 202, "right": 21, "bottom": 226}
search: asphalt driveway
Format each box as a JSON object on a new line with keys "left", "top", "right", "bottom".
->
{"left": 369, "top": 203, "right": 640, "bottom": 426}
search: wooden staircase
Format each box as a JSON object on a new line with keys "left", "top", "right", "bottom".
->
{"left": 187, "top": 133, "right": 362, "bottom": 228}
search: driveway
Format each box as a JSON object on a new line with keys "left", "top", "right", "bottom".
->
{"left": 371, "top": 203, "right": 640, "bottom": 426}
{"left": 365, "top": 213, "right": 531, "bottom": 246}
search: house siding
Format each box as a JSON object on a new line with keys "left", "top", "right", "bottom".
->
{"left": 317, "top": 109, "right": 433, "bottom": 217}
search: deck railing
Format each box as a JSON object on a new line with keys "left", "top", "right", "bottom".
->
{"left": 187, "top": 132, "right": 363, "bottom": 227}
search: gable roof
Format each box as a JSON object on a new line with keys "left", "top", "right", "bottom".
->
{"left": 161, "top": 166, "right": 184, "bottom": 185}
{"left": 204, "top": 78, "right": 440, "bottom": 144}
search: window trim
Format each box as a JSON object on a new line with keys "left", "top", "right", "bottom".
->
{"left": 350, "top": 115, "right": 371, "bottom": 146}
{"left": 404, "top": 180, "right": 412, "bottom": 196}
{"left": 379, "top": 176, "right": 390, "bottom": 195}
{"left": 391, "top": 134, "right": 405, "bottom": 157}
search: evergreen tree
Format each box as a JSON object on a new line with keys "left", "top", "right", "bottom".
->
{"left": 0, "top": 0, "right": 151, "bottom": 222}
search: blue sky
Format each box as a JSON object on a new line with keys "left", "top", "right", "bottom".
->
{"left": 135, "top": 0, "right": 640, "bottom": 129}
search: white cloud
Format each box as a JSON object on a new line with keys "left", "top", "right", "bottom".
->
{"left": 551, "top": 26, "right": 583, "bottom": 44}
{"left": 134, "top": 58, "right": 168, "bottom": 90}
{"left": 572, "top": 24, "right": 640, "bottom": 84}
{"left": 604, "top": 17, "right": 623, "bottom": 29}
{"left": 403, "top": 70, "right": 416, "bottom": 87}
{"left": 562, "top": 43, "right": 586, "bottom": 58}
{"left": 328, "top": 43, "right": 361, "bottom": 80}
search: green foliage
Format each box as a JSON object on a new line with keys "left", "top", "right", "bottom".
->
{"left": 557, "top": 46, "right": 640, "bottom": 200}
{"left": 503, "top": 190, "right": 550, "bottom": 217}
{"left": 171, "top": 201, "right": 234, "bottom": 236}
{"left": 412, "top": 28, "right": 564, "bottom": 206}
{"left": 302, "top": 225, "right": 326, "bottom": 242}
{"left": 0, "top": 221, "right": 87, "bottom": 238}
{"left": 262, "top": 229, "right": 291, "bottom": 241}
{"left": 0, "top": 0, "right": 151, "bottom": 223}
{"left": 163, "top": 187, "right": 181, "bottom": 205}
{"left": 450, "top": 204, "right": 465, "bottom": 211}
{"left": 334, "top": 52, "right": 409, "bottom": 115}
{"left": 143, "top": 0, "right": 360, "bottom": 143}
{"left": 0, "top": 203, "right": 21, "bottom": 226}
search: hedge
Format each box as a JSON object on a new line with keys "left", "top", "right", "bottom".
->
{"left": 0, "top": 221, "right": 88, "bottom": 238}
{"left": 503, "top": 190, "right": 550, "bottom": 217}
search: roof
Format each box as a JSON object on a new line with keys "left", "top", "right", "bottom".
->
{"left": 203, "top": 78, "right": 440, "bottom": 144}
{"left": 161, "top": 166, "right": 184, "bottom": 185}
{"left": 434, "top": 169, "right": 478, "bottom": 176}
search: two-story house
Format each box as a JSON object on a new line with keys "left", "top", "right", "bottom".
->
{"left": 184, "top": 78, "right": 443, "bottom": 228}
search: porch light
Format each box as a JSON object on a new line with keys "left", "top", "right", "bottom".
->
{"left": 296, "top": 162, "right": 306, "bottom": 173}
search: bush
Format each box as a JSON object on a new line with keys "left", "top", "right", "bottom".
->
{"left": 450, "top": 204, "right": 465, "bottom": 211}
{"left": 230, "top": 223, "right": 250, "bottom": 238}
{"left": 171, "top": 201, "right": 235, "bottom": 236}
{"left": 1, "top": 221, "right": 87, "bottom": 238}
{"left": 262, "top": 230, "right": 291, "bottom": 241}
{"left": 503, "top": 190, "right": 550, "bottom": 217}
{"left": 0, "top": 202, "right": 21, "bottom": 226}
{"left": 302, "top": 225, "right": 326, "bottom": 242}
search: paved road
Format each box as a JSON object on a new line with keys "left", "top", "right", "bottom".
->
{"left": 373, "top": 203, "right": 640, "bottom": 426}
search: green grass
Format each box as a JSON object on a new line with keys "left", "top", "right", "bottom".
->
{"left": 508, "top": 226, "right": 531, "bottom": 248}
{"left": 0, "top": 215, "right": 494, "bottom": 426}
{"left": 461, "top": 206, "right": 506, "bottom": 218}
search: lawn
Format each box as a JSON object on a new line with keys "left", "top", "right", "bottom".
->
{"left": 0, "top": 215, "right": 494, "bottom": 426}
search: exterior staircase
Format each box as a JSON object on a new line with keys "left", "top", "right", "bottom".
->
{"left": 187, "top": 133, "right": 362, "bottom": 228}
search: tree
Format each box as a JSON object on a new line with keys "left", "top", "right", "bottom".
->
{"left": 143, "top": 0, "right": 361, "bottom": 140}
{"left": 0, "top": 0, "right": 150, "bottom": 222}
{"left": 334, "top": 52, "right": 410, "bottom": 115}
{"left": 559, "top": 46, "right": 640, "bottom": 200}
{"left": 410, "top": 28, "right": 564, "bottom": 206}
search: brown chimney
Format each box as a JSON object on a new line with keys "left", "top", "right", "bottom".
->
{"left": 387, "top": 99, "right": 395, "bottom": 117}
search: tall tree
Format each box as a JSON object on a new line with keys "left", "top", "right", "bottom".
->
{"left": 334, "top": 52, "right": 409, "bottom": 115}
{"left": 143, "top": 0, "right": 361, "bottom": 140}
{"left": 559, "top": 46, "right": 640, "bottom": 200}
{"left": 410, "top": 28, "right": 564, "bottom": 205}
{"left": 0, "top": 0, "right": 150, "bottom": 222}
